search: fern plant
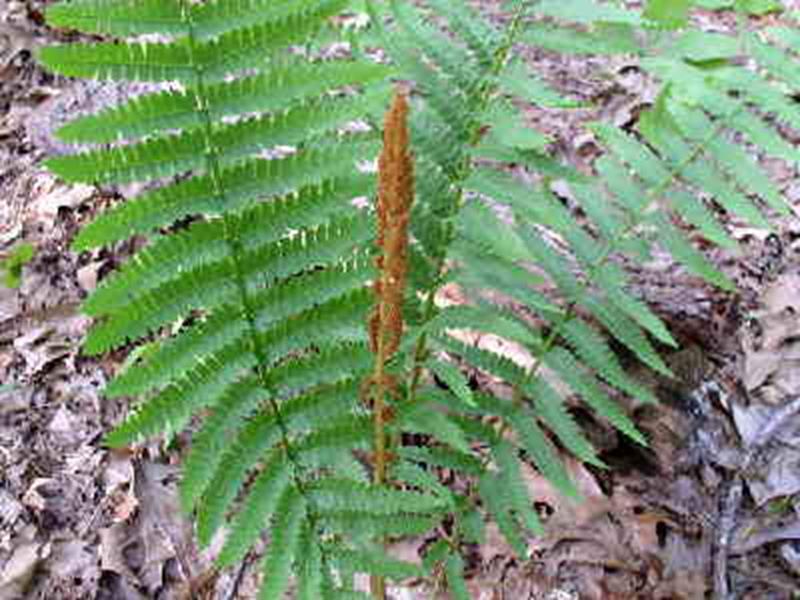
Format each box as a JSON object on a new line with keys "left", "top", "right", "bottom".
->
{"left": 39, "top": 0, "right": 794, "bottom": 597}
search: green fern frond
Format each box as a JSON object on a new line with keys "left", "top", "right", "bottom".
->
{"left": 591, "top": 263, "right": 676, "bottom": 346}
{"left": 561, "top": 318, "right": 657, "bottom": 404}
{"left": 390, "top": 460, "right": 455, "bottom": 506}
{"left": 425, "top": 0, "right": 500, "bottom": 69}
{"left": 83, "top": 215, "right": 371, "bottom": 353}
{"left": 84, "top": 220, "right": 230, "bottom": 313}
{"left": 582, "top": 294, "right": 671, "bottom": 376}
{"left": 321, "top": 511, "right": 438, "bottom": 540}
{"left": 654, "top": 215, "right": 734, "bottom": 289}
{"left": 736, "top": 36, "right": 800, "bottom": 110}
{"left": 452, "top": 243, "right": 563, "bottom": 320}
{"left": 638, "top": 101, "right": 772, "bottom": 229}
{"left": 45, "top": 0, "right": 186, "bottom": 37}
{"left": 256, "top": 487, "right": 307, "bottom": 600}
{"left": 499, "top": 59, "right": 583, "bottom": 108}
{"left": 58, "top": 61, "right": 390, "bottom": 144}
{"left": 535, "top": 0, "right": 642, "bottom": 25}
{"left": 105, "top": 260, "right": 372, "bottom": 397}
{"left": 671, "top": 104, "right": 787, "bottom": 214}
{"left": 267, "top": 344, "right": 373, "bottom": 398}
{"left": 308, "top": 478, "right": 447, "bottom": 515}
{"left": 296, "top": 527, "right": 325, "bottom": 600}
{"left": 491, "top": 439, "right": 544, "bottom": 536}
{"left": 45, "top": 0, "right": 329, "bottom": 40}
{"left": 74, "top": 161, "right": 373, "bottom": 250}
{"left": 444, "top": 552, "right": 471, "bottom": 600}
{"left": 42, "top": 0, "right": 797, "bottom": 596}
{"left": 193, "top": 0, "right": 340, "bottom": 41}
{"left": 178, "top": 374, "right": 267, "bottom": 509}
{"left": 397, "top": 445, "right": 485, "bottom": 478}
{"left": 48, "top": 97, "right": 376, "bottom": 185}
{"left": 425, "top": 359, "right": 476, "bottom": 411}
{"left": 399, "top": 400, "right": 472, "bottom": 454}
{"left": 388, "top": 0, "right": 483, "bottom": 98}
{"left": 332, "top": 547, "right": 425, "bottom": 580}
{"left": 197, "top": 415, "right": 296, "bottom": 544}
{"left": 39, "top": 38, "right": 197, "bottom": 83}
{"left": 105, "top": 340, "right": 254, "bottom": 446}
{"left": 512, "top": 405, "right": 579, "bottom": 499}
{"left": 188, "top": 380, "right": 360, "bottom": 518}
{"left": 668, "top": 189, "right": 737, "bottom": 248}
{"left": 478, "top": 472, "right": 527, "bottom": 555}
{"left": 41, "top": 1, "right": 349, "bottom": 83}
{"left": 530, "top": 377, "right": 603, "bottom": 468}
{"left": 523, "top": 21, "right": 641, "bottom": 55}
{"left": 457, "top": 201, "right": 530, "bottom": 261}
{"left": 294, "top": 416, "right": 373, "bottom": 470}
{"left": 412, "top": 304, "right": 541, "bottom": 350}
{"left": 434, "top": 335, "right": 529, "bottom": 391}
{"left": 83, "top": 260, "right": 236, "bottom": 353}
{"left": 216, "top": 450, "right": 292, "bottom": 567}
{"left": 543, "top": 346, "right": 647, "bottom": 446}
{"left": 257, "top": 289, "right": 372, "bottom": 365}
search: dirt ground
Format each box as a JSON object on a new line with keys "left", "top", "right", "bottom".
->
{"left": 2, "top": 1, "right": 800, "bottom": 599}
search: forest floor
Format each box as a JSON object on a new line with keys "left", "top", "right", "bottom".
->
{"left": 2, "top": 1, "right": 800, "bottom": 599}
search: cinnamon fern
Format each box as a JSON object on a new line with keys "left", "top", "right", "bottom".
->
{"left": 39, "top": 0, "right": 793, "bottom": 597}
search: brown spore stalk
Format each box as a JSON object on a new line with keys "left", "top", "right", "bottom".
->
{"left": 366, "top": 89, "right": 414, "bottom": 600}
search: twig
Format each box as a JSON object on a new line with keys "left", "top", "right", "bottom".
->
{"left": 224, "top": 558, "right": 248, "bottom": 600}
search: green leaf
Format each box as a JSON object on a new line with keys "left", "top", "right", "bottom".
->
{"left": 522, "top": 22, "right": 640, "bottom": 55}
{"left": 445, "top": 552, "right": 471, "bottom": 600}
{"left": 258, "top": 488, "right": 307, "bottom": 600}
{"left": 479, "top": 472, "right": 527, "bottom": 555}
{"left": 499, "top": 60, "right": 582, "bottom": 108}
{"left": 668, "top": 30, "right": 739, "bottom": 62}
{"left": 333, "top": 547, "right": 425, "bottom": 580}
{"left": 492, "top": 440, "right": 544, "bottom": 535}
{"left": 486, "top": 103, "right": 550, "bottom": 151}
{"left": 653, "top": 215, "right": 734, "bottom": 290}
{"left": 309, "top": 479, "right": 446, "bottom": 515}
{"left": 737, "top": 0, "right": 783, "bottom": 16}
{"left": 428, "top": 359, "right": 476, "bottom": 409}
{"left": 644, "top": 0, "right": 689, "bottom": 30}
{"left": 1, "top": 243, "right": 35, "bottom": 289}
{"left": 217, "top": 452, "right": 292, "bottom": 567}
{"left": 535, "top": 0, "right": 642, "bottom": 25}
{"left": 401, "top": 404, "right": 472, "bottom": 455}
